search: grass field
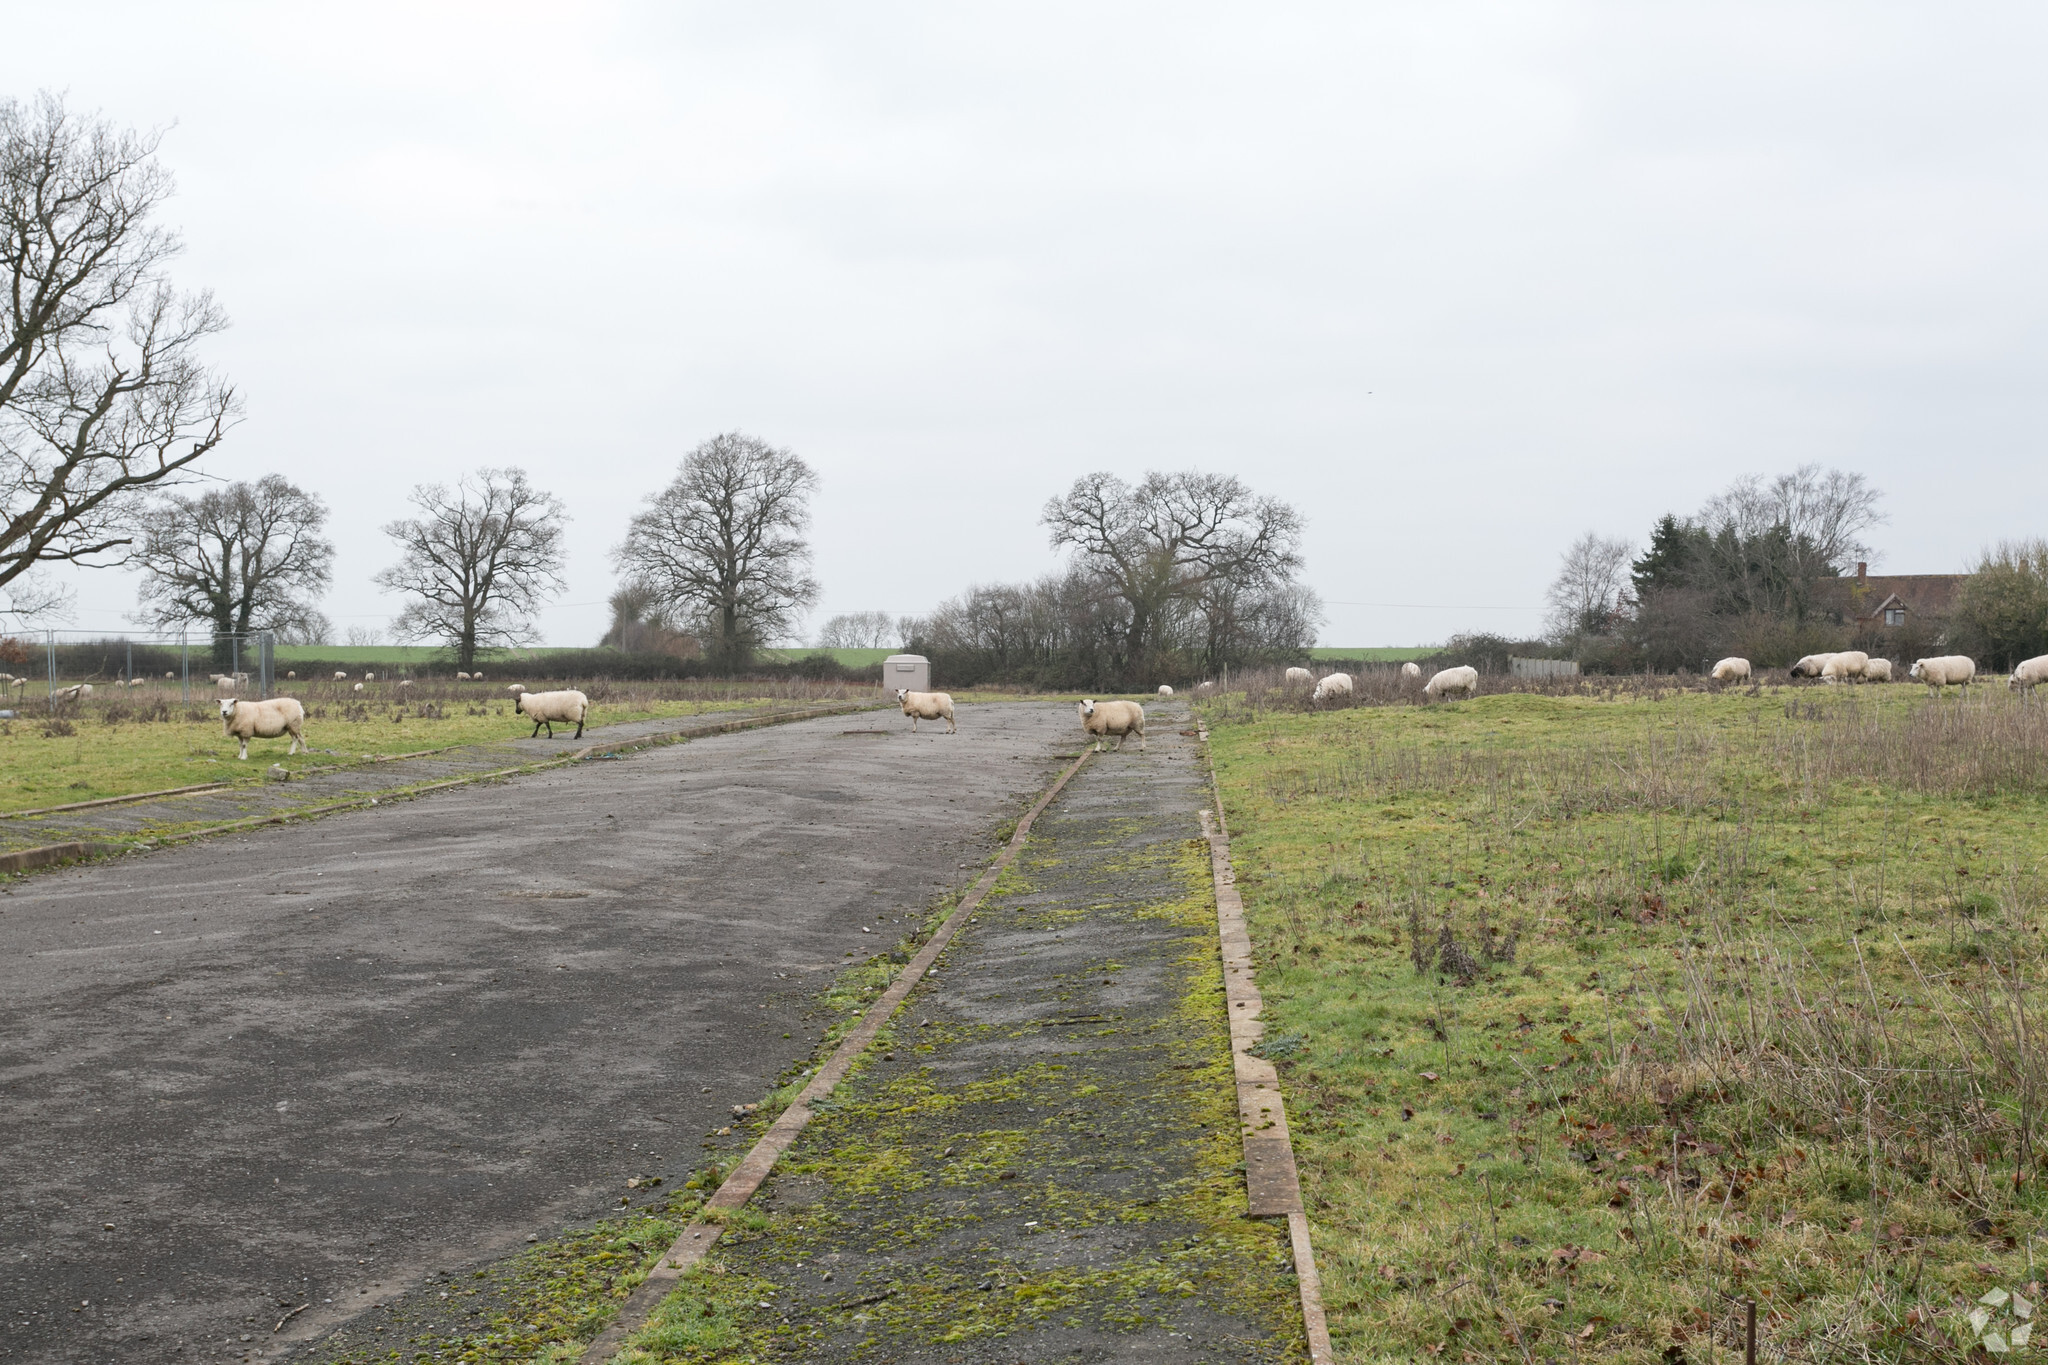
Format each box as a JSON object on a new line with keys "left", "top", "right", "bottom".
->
{"left": 1311, "top": 647, "right": 1435, "bottom": 662}
{"left": 0, "top": 677, "right": 869, "bottom": 815}
{"left": 1205, "top": 681, "right": 2047, "bottom": 1363}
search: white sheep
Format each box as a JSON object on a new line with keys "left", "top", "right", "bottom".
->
{"left": 1710, "top": 657, "right": 1751, "bottom": 683}
{"left": 2009, "top": 655, "right": 2048, "bottom": 693}
{"left": 1157, "top": 684, "right": 1173, "bottom": 696}
{"left": 334, "top": 671, "right": 348, "bottom": 681}
{"left": 1862, "top": 658, "right": 1893, "bottom": 683}
{"left": 286, "top": 670, "right": 297, "bottom": 680}
{"left": 218, "top": 696, "right": 307, "bottom": 760}
{"left": 1311, "top": 671, "right": 1353, "bottom": 703}
{"left": 55, "top": 682, "right": 93, "bottom": 703}
{"left": 397, "top": 678, "right": 411, "bottom": 688}
{"left": 363, "top": 672, "right": 375, "bottom": 682}
{"left": 515, "top": 688, "right": 589, "bottom": 739}
{"left": 1910, "top": 655, "right": 1977, "bottom": 694}
{"left": 1193, "top": 680, "right": 1218, "bottom": 696}
{"left": 506, "top": 683, "right": 526, "bottom": 695}
{"left": 1078, "top": 698, "right": 1145, "bottom": 751}
{"left": 1788, "top": 653, "right": 1836, "bottom": 679}
{"left": 456, "top": 671, "right": 471, "bottom": 681}
{"left": 1820, "top": 650, "right": 1870, "bottom": 684}
{"left": 0, "top": 672, "right": 12, "bottom": 683}
{"left": 895, "top": 687, "right": 956, "bottom": 733}
{"left": 352, "top": 682, "right": 365, "bottom": 692}
{"left": 1400, "top": 661, "right": 1422, "bottom": 681}
{"left": 1284, "top": 666, "right": 1314, "bottom": 688}
{"left": 1423, "top": 665, "right": 1478, "bottom": 701}
{"left": 472, "top": 672, "right": 485, "bottom": 680}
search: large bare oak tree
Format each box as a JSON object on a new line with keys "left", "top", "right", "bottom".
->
{"left": 133, "top": 475, "right": 333, "bottom": 666}
{"left": 375, "top": 467, "right": 567, "bottom": 671}
{"left": 1, "top": 93, "right": 239, "bottom": 614}
{"left": 613, "top": 432, "right": 820, "bottom": 671}
{"left": 1041, "top": 470, "right": 1304, "bottom": 680}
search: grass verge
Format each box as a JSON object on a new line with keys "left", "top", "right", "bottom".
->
{"left": 1207, "top": 685, "right": 2047, "bottom": 1363}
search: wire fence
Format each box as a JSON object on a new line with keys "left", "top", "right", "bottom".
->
{"left": 0, "top": 629, "right": 278, "bottom": 711}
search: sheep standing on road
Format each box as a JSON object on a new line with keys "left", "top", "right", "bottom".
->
{"left": 895, "top": 688, "right": 956, "bottom": 733}
{"left": 1910, "top": 656, "right": 1977, "bottom": 695}
{"left": 219, "top": 697, "right": 307, "bottom": 760}
{"left": 2009, "top": 655, "right": 2048, "bottom": 693}
{"left": 1311, "top": 672, "right": 1353, "bottom": 704}
{"left": 515, "top": 689, "right": 590, "bottom": 739}
{"left": 1078, "top": 698, "right": 1145, "bottom": 751}
{"left": 1284, "top": 666, "right": 1314, "bottom": 688}
{"left": 1710, "top": 657, "right": 1751, "bottom": 683}
{"left": 1863, "top": 658, "right": 1893, "bottom": 683}
{"left": 1423, "top": 666, "right": 1478, "bottom": 701}
{"left": 1400, "top": 661, "right": 1422, "bottom": 682}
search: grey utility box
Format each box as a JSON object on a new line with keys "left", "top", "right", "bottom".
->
{"left": 883, "top": 653, "right": 930, "bottom": 695}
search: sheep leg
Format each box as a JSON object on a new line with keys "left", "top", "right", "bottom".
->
{"left": 1137, "top": 728, "right": 1146, "bottom": 751}
{"left": 574, "top": 717, "right": 584, "bottom": 739}
{"left": 238, "top": 738, "right": 249, "bottom": 761}
{"left": 531, "top": 718, "right": 545, "bottom": 738}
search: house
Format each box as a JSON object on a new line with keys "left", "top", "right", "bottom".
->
{"left": 1813, "top": 563, "right": 1964, "bottom": 637}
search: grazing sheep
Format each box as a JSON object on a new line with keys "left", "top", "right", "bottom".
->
{"left": 456, "top": 671, "right": 471, "bottom": 681}
{"left": 164, "top": 672, "right": 175, "bottom": 679}
{"left": 1284, "top": 666, "right": 1314, "bottom": 688}
{"left": 334, "top": 671, "right": 348, "bottom": 681}
{"left": 1157, "top": 684, "right": 1173, "bottom": 696}
{"left": 285, "top": 671, "right": 297, "bottom": 680}
{"left": 1193, "top": 680, "right": 1217, "bottom": 696}
{"left": 1710, "top": 657, "right": 1751, "bottom": 683}
{"left": 352, "top": 682, "right": 364, "bottom": 692}
{"left": 0, "top": 673, "right": 11, "bottom": 684}
{"left": 1910, "top": 655, "right": 1977, "bottom": 694}
{"left": 2009, "top": 655, "right": 2048, "bottom": 693}
{"left": 363, "top": 672, "right": 375, "bottom": 682}
{"left": 1821, "top": 650, "right": 1870, "bottom": 684}
{"left": 472, "top": 672, "right": 484, "bottom": 680}
{"left": 218, "top": 696, "right": 307, "bottom": 760}
{"left": 397, "top": 679, "right": 411, "bottom": 688}
{"left": 895, "top": 687, "right": 957, "bottom": 733}
{"left": 1311, "top": 671, "right": 1354, "bottom": 703}
{"left": 1788, "top": 653, "right": 1836, "bottom": 679}
{"left": 1423, "top": 665, "right": 1479, "bottom": 701}
{"left": 1862, "top": 658, "right": 1893, "bottom": 683}
{"left": 1400, "top": 661, "right": 1422, "bottom": 681}
{"left": 1078, "top": 698, "right": 1145, "bottom": 751}
{"left": 515, "top": 688, "right": 589, "bottom": 739}
{"left": 506, "top": 684, "right": 526, "bottom": 695}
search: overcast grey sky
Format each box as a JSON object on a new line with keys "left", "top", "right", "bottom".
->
{"left": 8, "top": 3, "right": 2045, "bottom": 647}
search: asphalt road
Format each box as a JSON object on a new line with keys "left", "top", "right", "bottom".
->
{"left": 0, "top": 701, "right": 1081, "bottom": 1365}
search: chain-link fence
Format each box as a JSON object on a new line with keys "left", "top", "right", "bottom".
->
{"left": 0, "top": 629, "right": 278, "bottom": 712}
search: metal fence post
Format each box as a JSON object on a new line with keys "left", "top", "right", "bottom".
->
{"left": 46, "top": 629, "right": 55, "bottom": 712}
{"left": 125, "top": 639, "right": 133, "bottom": 685}
{"left": 181, "top": 633, "right": 189, "bottom": 704}
{"left": 259, "top": 631, "right": 273, "bottom": 699}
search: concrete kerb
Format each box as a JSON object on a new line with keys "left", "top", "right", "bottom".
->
{"left": 1197, "top": 721, "right": 1335, "bottom": 1365}
{"left": 572, "top": 747, "right": 1097, "bottom": 1364}
{"left": 0, "top": 702, "right": 873, "bottom": 877}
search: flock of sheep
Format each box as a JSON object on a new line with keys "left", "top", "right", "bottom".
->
{"left": 1272, "top": 661, "right": 1477, "bottom": 704}
{"left": 892, "top": 686, "right": 1148, "bottom": 752}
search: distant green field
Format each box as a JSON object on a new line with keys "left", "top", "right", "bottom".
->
{"left": 756, "top": 648, "right": 892, "bottom": 667}
{"left": 1308, "top": 646, "right": 1432, "bottom": 661}
{"left": 268, "top": 645, "right": 518, "bottom": 665}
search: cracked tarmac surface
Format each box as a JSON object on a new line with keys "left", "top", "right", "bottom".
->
{"left": 0, "top": 701, "right": 1081, "bottom": 1365}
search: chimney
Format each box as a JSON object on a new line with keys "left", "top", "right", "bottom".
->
{"left": 1857, "top": 561, "right": 1867, "bottom": 584}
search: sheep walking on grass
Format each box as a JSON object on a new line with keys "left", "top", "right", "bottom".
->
{"left": 1078, "top": 698, "right": 1145, "bottom": 751}
{"left": 219, "top": 697, "right": 307, "bottom": 761}
{"left": 1423, "top": 666, "right": 1478, "bottom": 701}
{"left": 1821, "top": 651, "right": 1870, "bottom": 684}
{"left": 516, "top": 689, "right": 589, "bottom": 739}
{"left": 2010, "top": 655, "right": 2048, "bottom": 693}
{"left": 1710, "top": 657, "right": 1751, "bottom": 684}
{"left": 1311, "top": 672, "right": 1353, "bottom": 704}
{"left": 895, "top": 688, "right": 956, "bottom": 733}
{"left": 1910, "top": 656, "right": 1976, "bottom": 695}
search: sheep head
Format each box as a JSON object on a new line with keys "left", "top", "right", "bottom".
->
{"left": 1078, "top": 699, "right": 1096, "bottom": 718}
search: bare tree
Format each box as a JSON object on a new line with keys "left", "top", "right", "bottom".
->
{"left": 133, "top": 474, "right": 334, "bottom": 666}
{"left": 1544, "top": 531, "right": 1634, "bottom": 644}
{"left": 613, "top": 432, "right": 820, "bottom": 671}
{"left": 1701, "top": 464, "right": 1884, "bottom": 583}
{"left": 1041, "top": 470, "right": 1304, "bottom": 680}
{"left": 375, "top": 467, "right": 567, "bottom": 670}
{"left": 816, "top": 611, "right": 896, "bottom": 649}
{"left": 1, "top": 93, "right": 239, "bottom": 597}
